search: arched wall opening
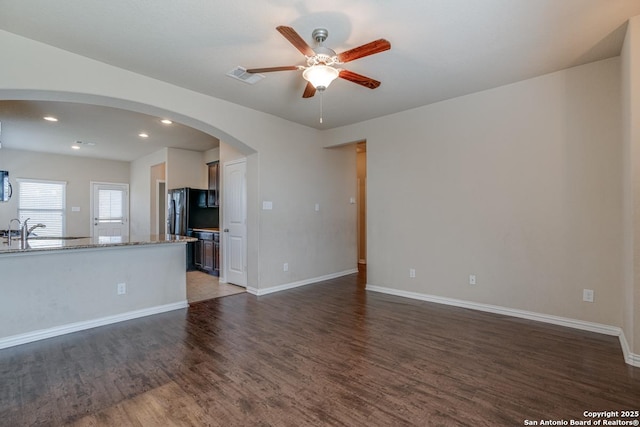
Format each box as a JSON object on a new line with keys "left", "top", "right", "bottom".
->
{"left": 0, "top": 89, "right": 258, "bottom": 287}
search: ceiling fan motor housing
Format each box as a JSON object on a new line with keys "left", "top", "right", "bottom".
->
{"left": 308, "top": 29, "right": 339, "bottom": 66}
{"left": 308, "top": 46, "right": 339, "bottom": 66}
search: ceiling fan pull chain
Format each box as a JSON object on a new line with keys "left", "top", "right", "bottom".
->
{"left": 320, "top": 91, "right": 324, "bottom": 124}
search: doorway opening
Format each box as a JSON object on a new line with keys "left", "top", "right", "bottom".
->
{"left": 356, "top": 142, "right": 367, "bottom": 265}
{"left": 187, "top": 270, "right": 245, "bottom": 303}
{"left": 157, "top": 180, "right": 166, "bottom": 235}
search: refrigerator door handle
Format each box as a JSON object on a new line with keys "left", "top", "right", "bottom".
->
{"left": 169, "top": 198, "right": 176, "bottom": 234}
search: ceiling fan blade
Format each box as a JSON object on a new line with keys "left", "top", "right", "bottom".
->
{"left": 337, "top": 39, "right": 391, "bottom": 63}
{"left": 245, "top": 66, "right": 299, "bottom": 74}
{"left": 339, "top": 69, "right": 381, "bottom": 89}
{"left": 276, "top": 26, "right": 315, "bottom": 57}
{"left": 302, "top": 82, "right": 316, "bottom": 98}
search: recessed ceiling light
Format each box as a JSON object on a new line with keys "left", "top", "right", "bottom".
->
{"left": 43, "top": 116, "right": 58, "bottom": 122}
{"left": 160, "top": 119, "right": 173, "bottom": 125}
{"left": 138, "top": 133, "right": 149, "bottom": 138}
{"left": 71, "top": 145, "right": 80, "bottom": 150}
{"left": 75, "top": 140, "right": 96, "bottom": 147}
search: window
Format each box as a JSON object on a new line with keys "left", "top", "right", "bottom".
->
{"left": 18, "top": 179, "right": 66, "bottom": 237}
{"left": 97, "top": 189, "right": 124, "bottom": 223}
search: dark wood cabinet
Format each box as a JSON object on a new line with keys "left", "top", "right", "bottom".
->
{"left": 203, "top": 240, "right": 214, "bottom": 271}
{"left": 192, "top": 230, "right": 219, "bottom": 276}
{"left": 195, "top": 189, "right": 208, "bottom": 208}
{"left": 207, "top": 161, "right": 219, "bottom": 207}
{"left": 194, "top": 239, "right": 203, "bottom": 268}
{"left": 213, "top": 233, "right": 220, "bottom": 276}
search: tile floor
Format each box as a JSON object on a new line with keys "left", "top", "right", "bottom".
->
{"left": 186, "top": 270, "right": 246, "bottom": 303}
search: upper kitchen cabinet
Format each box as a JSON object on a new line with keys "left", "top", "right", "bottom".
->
{"left": 207, "top": 161, "right": 219, "bottom": 207}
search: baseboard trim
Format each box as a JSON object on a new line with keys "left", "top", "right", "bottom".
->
{"left": 0, "top": 301, "right": 189, "bottom": 350}
{"left": 366, "top": 285, "right": 640, "bottom": 367}
{"left": 248, "top": 269, "right": 359, "bottom": 296}
{"left": 618, "top": 331, "right": 640, "bottom": 367}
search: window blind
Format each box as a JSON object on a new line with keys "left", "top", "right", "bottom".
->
{"left": 18, "top": 179, "right": 66, "bottom": 237}
{"left": 97, "top": 189, "right": 124, "bottom": 223}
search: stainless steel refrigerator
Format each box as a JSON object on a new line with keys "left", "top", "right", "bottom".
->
{"left": 167, "top": 187, "right": 218, "bottom": 235}
{"left": 167, "top": 188, "right": 189, "bottom": 236}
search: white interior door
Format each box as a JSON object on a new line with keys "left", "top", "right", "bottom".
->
{"left": 92, "top": 182, "right": 129, "bottom": 238}
{"left": 223, "top": 159, "right": 247, "bottom": 287}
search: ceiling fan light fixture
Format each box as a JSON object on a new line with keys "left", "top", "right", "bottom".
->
{"left": 303, "top": 65, "right": 339, "bottom": 91}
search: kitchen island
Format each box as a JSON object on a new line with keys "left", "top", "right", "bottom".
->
{"left": 0, "top": 234, "right": 197, "bottom": 349}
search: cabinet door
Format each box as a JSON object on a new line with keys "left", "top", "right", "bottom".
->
{"left": 196, "top": 189, "right": 208, "bottom": 208}
{"left": 207, "top": 162, "right": 219, "bottom": 207}
{"left": 203, "top": 240, "right": 214, "bottom": 272}
{"left": 213, "top": 239, "right": 220, "bottom": 276}
{"left": 194, "top": 240, "right": 203, "bottom": 267}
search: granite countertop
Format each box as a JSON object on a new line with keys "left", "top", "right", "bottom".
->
{"left": 0, "top": 234, "right": 197, "bottom": 255}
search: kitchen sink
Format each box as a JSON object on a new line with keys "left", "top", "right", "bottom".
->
{"left": 27, "top": 236, "right": 88, "bottom": 240}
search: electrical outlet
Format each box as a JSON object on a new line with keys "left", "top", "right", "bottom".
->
{"left": 583, "top": 289, "right": 594, "bottom": 303}
{"left": 409, "top": 268, "right": 416, "bottom": 278}
{"left": 283, "top": 263, "right": 289, "bottom": 272}
{"left": 314, "top": 203, "right": 320, "bottom": 212}
{"left": 117, "top": 282, "right": 126, "bottom": 295}
{"left": 469, "top": 275, "right": 476, "bottom": 285}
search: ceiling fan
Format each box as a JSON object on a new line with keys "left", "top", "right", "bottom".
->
{"left": 246, "top": 26, "right": 391, "bottom": 98}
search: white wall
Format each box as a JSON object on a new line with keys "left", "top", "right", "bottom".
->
{"left": 131, "top": 147, "right": 209, "bottom": 237}
{"left": 258, "top": 140, "right": 357, "bottom": 286}
{"left": 0, "top": 243, "right": 186, "bottom": 340}
{"left": 150, "top": 162, "right": 166, "bottom": 234}
{"left": 166, "top": 147, "right": 207, "bottom": 190}
{"left": 621, "top": 16, "right": 640, "bottom": 357}
{"left": 325, "top": 58, "right": 624, "bottom": 327}
{"left": 0, "top": 148, "right": 129, "bottom": 236}
{"left": 130, "top": 148, "right": 167, "bottom": 236}
{"left": 204, "top": 147, "right": 220, "bottom": 164}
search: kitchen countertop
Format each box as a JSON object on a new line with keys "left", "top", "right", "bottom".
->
{"left": 0, "top": 234, "right": 197, "bottom": 255}
{"left": 191, "top": 228, "right": 220, "bottom": 232}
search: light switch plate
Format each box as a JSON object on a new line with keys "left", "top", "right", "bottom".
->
{"left": 262, "top": 201, "right": 273, "bottom": 210}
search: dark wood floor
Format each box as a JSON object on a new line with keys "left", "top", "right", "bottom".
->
{"left": 1, "top": 271, "right": 639, "bottom": 426}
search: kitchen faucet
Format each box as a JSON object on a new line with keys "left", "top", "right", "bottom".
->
{"left": 6, "top": 218, "right": 20, "bottom": 247}
{"left": 20, "top": 218, "right": 46, "bottom": 245}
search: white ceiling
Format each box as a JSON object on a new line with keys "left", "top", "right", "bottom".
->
{"left": 0, "top": 101, "right": 219, "bottom": 162}
{"left": 1, "top": 0, "right": 640, "bottom": 159}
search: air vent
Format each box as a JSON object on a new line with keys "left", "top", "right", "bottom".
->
{"left": 226, "top": 66, "right": 265, "bottom": 85}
